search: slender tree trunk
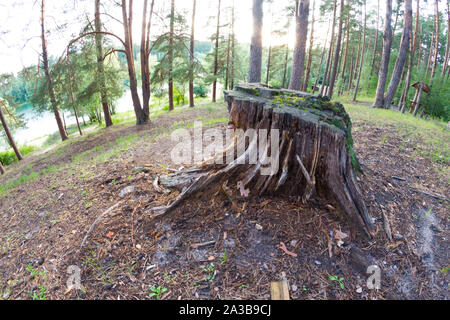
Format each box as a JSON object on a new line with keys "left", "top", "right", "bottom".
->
{"left": 368, "top": 0, "right": 381, "bottom": 89}
{"left": 265, "top": 45, "right": 272, "bottom": 85}
{"left": 384, "top": 0, "right": 412, "bottom": 108}
{"left": 340, "top": 3, "right": 350, "bottom": 82}
{"left": 41, "top": 0, "right": 68, "bottom": 141}
{"left": 189, "top": 0, "right": 196, "bottom": 107}
{"left": 68, "top": 73, "right": 82, "bottom": 136}
{"left": 0, "top": 101, "right": 22, "bottom": 161}
{"left": 212, "top": 0, "right": 221, "bottom": 102}
{"left": 401, "top": 0, "right": 419, "bottom": 113}
{"left": 417, "top": 27, "right": 422, "bottom": 69}
{"left": 289, "top": 0, "right": 310, "bottom": 90}
{"left": 313, "top": 20, "right": 331, "bottom": 93}
{"left": 442, "top": 0, "right": 450, "bottom": 79}
{"left": 140, "top": 0, "right": 154, "bottom": 119}
{"left": 320, "top": 0, "right": 337, "bottom": 96}
{"left": 392, "top": 0, "right": 400, "bottom": 39}
{"left": 430, "top": 0, "right": 439, "bottom": 81}
{"left": 353, "top": 0, "right": 367, "bottom": 101}
{"left": 95, "top": 0, "right": 113, "bottom": 127}
{"left": 248, "top": 0, "right": 264, "bottom": 83}
{"left": 0, "top": 161, "right": 5, "bottom": 174}
{"left": 347, "top": 49, "right": 355, "bottom": 92}
{"left": 327, "top": 0, "right": 344, "bottom": 98}
{"left": 373, "top": 0, "right": 393, "bottom": 108}
{"left": 168, "top": 0, "right": 175, "bottom": 110}
{"left": 282, "top": 44, "right": 289, "bottom": 88}
{"left": 121, "top": 0, "right": 145, "bottom": 123}
{"left": 230, "top": 2, "right": 236, "bottom": 90}
{"left": 225, "top": 25, "right": 232, "bottom": 89}
{"left": 303, "top": 0, "right": 315, "bottom": 92}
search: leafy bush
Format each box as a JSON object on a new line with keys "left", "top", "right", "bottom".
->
{"left": 0, "top": 145, "right": 36, "bottom": 166}
{"left": 421, "top": 79, "right": 450, "bottom": 122}
{"left": 194, "top": 84, "right": 208, "bottom": 98}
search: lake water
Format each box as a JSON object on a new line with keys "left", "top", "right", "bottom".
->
{"left": 2, "top": 90, "right": 136, "bottom": 151}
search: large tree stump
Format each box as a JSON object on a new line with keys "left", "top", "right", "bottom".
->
{"left": 153, "top": 84, "right": 375, "bottom": 237}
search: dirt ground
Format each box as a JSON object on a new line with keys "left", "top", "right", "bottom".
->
{"left": 0, "top": 102, "right": 448, "bottom": 300}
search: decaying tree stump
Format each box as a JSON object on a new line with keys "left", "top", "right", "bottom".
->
{"left": 153, "top": 84, "right": 375, "bottom": 237}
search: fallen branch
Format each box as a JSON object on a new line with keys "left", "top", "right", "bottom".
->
{"left": 411, "top": 188, "right": 448, "bottom": 202}
{"left": 79, "top": 201, "right": 124, "bottom": 251}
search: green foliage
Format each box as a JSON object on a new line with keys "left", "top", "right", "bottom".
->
{"left": 0, "top": 145, "right": 35, "bottom": 166}
{"left": 329, "top": 275, "right": 345, "bottom": 290}
{"left": 200, "top": 263, "right": 217, "bottom": 282}
{"left": 421, "top": 79, "right": 450, "bottom": 122}
{"left": 194, "top": 83, "right": 208, "bottom": 98}
{"left": 149, "top": 285, "right": 167, "bottom": 300}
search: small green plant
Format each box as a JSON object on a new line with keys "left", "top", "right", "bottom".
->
{"left": 26, "top": 264, "right": 45, "bottom": 279}
{"left": 221, "top": 249, "right": 228, "bottom": 264}
{"left": 30, "top": 285, "right": 47, "bottom": 300}
{"left": 329, "top": 275, "right": 345, "bottom": 290}
{"left": 201, "top": 263, "right": 217, "bottom": 282}
{"left": 441, "top": 266, "right": 449, "bottom": 275}
{"left": 149, "top": 285, "right": 167, "bottom": 300}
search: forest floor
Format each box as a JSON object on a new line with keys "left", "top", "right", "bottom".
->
{"left": 0, "top": 100, "right": 448, "bottom": 300}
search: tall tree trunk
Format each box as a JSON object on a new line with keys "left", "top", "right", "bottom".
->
{"left": 302, "top": 0, "right": 315, "bottom": 92}
{"left": 373, "top": 0, "right": 393, "bottom": 108}
{"left": 353, "top": 0, "right": 367, "bottom": 101}
{"left": 430, "top": 0, "right": 439, "bottom": 81}
{"left": 95, "top": 0, "right": 113, "bottom": 127}
{"left": 0, "top": 161, "right": 5, "bottom": 174}
{"left": 384, "top": 0, "right": 412, "bottom": 108}
{"left": 347, "top": 50, "right": 355, "bottom": 91}
{"left": 368, "top": 0, "right": 381, "bottom": 89}
{"left": 313, "top": 19, "right": 331, "bottom": 93}
{"left": 282, "top": 44, "right": 289, "bottom": 88}
{"left": 266, "top": 45, "right": 272, "bottom": 85}
{"left": 140, "top": 0, "right": 154, "bottom": 119}
{"left": 392, "top": 0, "right": 400, "bottom": 39}
{"left": 68, "top": 72, "right": 83, "bottom": 136}
{"left": 212, "top": 0, "right": 221, "bottom": 102}
{"left": 121, "top": 0, "right": 145, "bottom": 123}
{"left": 340, "top": 3, "right": 350, "bottom": 82}
{"left": 417, "top": 25, "right": 422, "bottom": 69}
{"left": 41, "top": 0, "right": 68, "bottom": 141}
{"left": 442, "top": 0, "right": 450, "bottom": 79}
{"left": 320, "top": 0, "right": 337, "bottom": 96}
{"left": 168, "top": 0, "right": 175, "bottom": 110}
{"left": 248, "top": 0, "right": 264, "bottom": 83}
{"left": 326, "top": 0, "right": 344, "bottom": 98}
{"left": 225, "top": 24, "right": 232, "bottom": 89}
{"left": 401, "top": 0, "right": 419, "bottom": 113}
{"left": 230, "top": 3, "right": 236, "bottom": 90}
{"left": 189, "top": 0, "right": 196, "bottom": 107}
{"left": 0, "top": 101, "right": 22, "bottom": 161}
{"left": 289, "top": 0, "right": 310, "bottom": 90}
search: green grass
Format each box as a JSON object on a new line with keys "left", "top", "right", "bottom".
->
{"left": 341, "top": 98, "right": 449, "bottom": 166}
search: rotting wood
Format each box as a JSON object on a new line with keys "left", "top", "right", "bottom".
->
{"left": 152, "top": 84, "right": 376, "bottom": 238}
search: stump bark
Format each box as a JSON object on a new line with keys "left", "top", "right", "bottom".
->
{"left": 153, "top": 84, "right": 375, "bottom": 237}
